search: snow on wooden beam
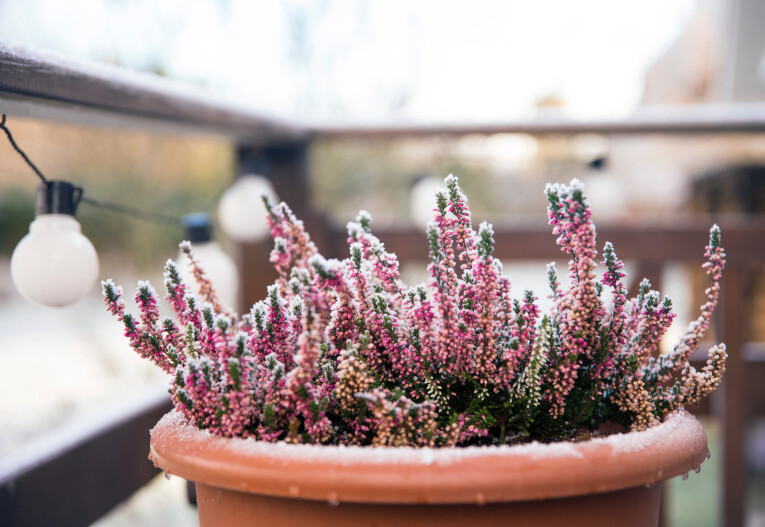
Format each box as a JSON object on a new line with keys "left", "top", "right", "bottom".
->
{"left": 0, "top": 44, "right": 306, "bottom": 142}
{"left": 312, "top": 104, "right": 765, "bottom": 138}
{"left": 4, "top": 44, "right": 765, "bottom": 142}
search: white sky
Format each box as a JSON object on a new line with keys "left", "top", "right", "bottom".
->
{"left": 0, "top": 0, "right": 696, "bottom": 121}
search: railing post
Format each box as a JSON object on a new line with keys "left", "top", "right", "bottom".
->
{"left": 235, "top": 139, "right": 332, "bottom": 311}
{"left": 716, "top": 266, "right": 751, "bottom": 527}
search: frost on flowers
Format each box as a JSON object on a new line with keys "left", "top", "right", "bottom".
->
{"left": 103, "top": 176, "right": 726, "bottom": 446}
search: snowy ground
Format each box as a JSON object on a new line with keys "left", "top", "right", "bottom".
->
{"left": 0, "top": 258, "right": 194, "bottom": 525}
{"left": 0, "top": 292, "right": 165, "bottom": 457}
{"left": 93, "top": 475, "right": 198, "bottom": 527}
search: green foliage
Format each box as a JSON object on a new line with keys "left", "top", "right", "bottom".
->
{"left": 0, "top": 188, "right": 34, "bottom": 255}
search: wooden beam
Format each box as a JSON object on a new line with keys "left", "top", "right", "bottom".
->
{"left": 313, "top": 104, "right": 765, "bottom": 138}
{"left": 0, "top": 384, "right": 172, "bottom": 527}
{"left": 0, "top": 45, "right": 305, "bottom": 142}
{"left": 5, "top": 45, "right": 765, "bottom": 141}
{"left": 359, "top": 219, "right": 765, "bottom": 266}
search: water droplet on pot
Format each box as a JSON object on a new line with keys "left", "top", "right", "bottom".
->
{"left": 475, "top": 493, "right": 486, "bottom": 506}
{"left": 681, "top": 472, "right": 689, "bottom": 481}
{"left": 288, "top": 485, "right": 300, "bottom": 497}
{"left": 164, "top": 472, "right": 171, "bottom": 480}
{"left": 327, "top": 492, "right": 340, "bottom": 507}
{"left": 694, "top": 466, "right": 701, "bottom": 474}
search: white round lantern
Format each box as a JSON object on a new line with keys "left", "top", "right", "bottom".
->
{"left": 11, "top": 182, "right": 99, "bottom": 307}
{"left": 410, "top": 176, "right": 444, "bottom": 229}
{"left": 179, "top": 213, "right": 240, "bottom": 310}
{"left": 217, "top": 174, "right": 278, "bottom": 243}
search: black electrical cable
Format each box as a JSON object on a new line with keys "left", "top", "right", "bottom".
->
{"left": 79, "top": 196, "right": 180, "bottom": 224}
{"left": 0, "top": 114, "right": 49, "bottom": 185}
{"left": 1, "top": 113, "right": 183, "bottom": 225}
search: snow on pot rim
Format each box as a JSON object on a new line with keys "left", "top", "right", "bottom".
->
{"left": 149, "top": 409, "right": 709, "bottom": 505}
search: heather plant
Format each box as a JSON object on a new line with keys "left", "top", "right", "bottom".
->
{"left": 103, "top": 176, "right": 726, "bottom": 447}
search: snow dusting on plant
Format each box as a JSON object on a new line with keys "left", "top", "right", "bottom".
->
{"left": 103, "top": 176, "right": 726, "bottom": 446}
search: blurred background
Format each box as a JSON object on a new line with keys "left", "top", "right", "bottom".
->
{"left": 0, "top": 1, "right": 764, "bottom": 526}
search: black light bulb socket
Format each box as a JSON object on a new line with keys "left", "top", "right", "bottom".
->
{"left": 35, "top": 180, "right": 83, "bottom": 217}
{"left": 236, "top": 155, "right": 269, "bottom": 179}
{"left": 183, "top": 213, "right": 213, "bottom": 244}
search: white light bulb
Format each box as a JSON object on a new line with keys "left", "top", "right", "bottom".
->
{"left": 178, "top": 241, "right": 240, "bottom": 310}
{"left": 578, "top": 175, "right": 626, "bottom": 220}
{"left": 410, "top": 177, "right": 444, "bottom": 229}
{"left": 217, "top": 174, "right": 278, "bottom": 242}
{"left": 485, "top": 133, "right": 538, "bottom": 168}
{"left": 570, "top": 134, "right": 609, "bottom": 164}
{"left": 11, "top": 214, "right": 99, "bottom": 307}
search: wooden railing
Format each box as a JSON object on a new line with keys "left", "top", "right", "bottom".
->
{"left": 2, "top": 44, "right": 765, "bottom": 527}
{"left": 0, "top": 384, "right": 171, "bottom": 527}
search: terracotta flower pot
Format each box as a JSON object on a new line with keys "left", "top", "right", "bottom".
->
{"left": 149, "top": 409, "right": 709, "bottom": 527}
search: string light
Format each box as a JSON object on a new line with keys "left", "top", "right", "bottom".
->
{"left": 217, "top": 173, "right": 278, "bottom": 242}
{"left": 410, "top": 175, "right": 443, "bottom": 228}
{"left": 0, "top": 114, "right": 240, "bottom": 307}
{"left": 11, "top": 181, "right": 99, "bottom": 307}
{"left": 178, "top": 213, "right": 240, "bottom": 309}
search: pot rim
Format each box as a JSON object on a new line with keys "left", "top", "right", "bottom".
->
{"left": 149, "top": 409, "right": 708, "bottom": 505}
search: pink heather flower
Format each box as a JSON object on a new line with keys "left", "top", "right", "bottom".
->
{"left": 646, "top": 225, "right": 726, "bottom": 386}
{"left": 102, "top": 280, "right": 176, "bottom": 374}
{"left": 179, "top": 242, "right": 234, "bottom": 319}
{"left": 264, "top": 199, "right": 319, "bottom": 292}
{"left": 543, "top": 180, "right": 603, "bottom": 416}
{"left": 348, "top": 212, "right": 405, "bottom": 297}
{"left": 597, "top": 242, "right": 628, "bottom": 383}
{"left": 103, "top": 177, "right": 727, "bottom": 444}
